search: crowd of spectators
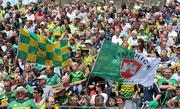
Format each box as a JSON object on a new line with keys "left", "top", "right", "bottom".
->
{"left": 0, "top": 0, "right": 179, "bottom": 108}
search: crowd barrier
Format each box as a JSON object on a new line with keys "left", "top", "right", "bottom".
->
{"left": 0, "top": 106, "right": 173, "bottom": 109}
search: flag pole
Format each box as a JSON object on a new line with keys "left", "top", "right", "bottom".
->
{"left": 85, "top": 39, "right": 106, "bottom": 105}
{"left": 89, "top": 39, "right": 105, "bottom": 78}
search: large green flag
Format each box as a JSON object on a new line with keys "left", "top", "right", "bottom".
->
{"left": 92, "top": 40, "right": 160, "bottom": 86}
{"left": 18, "top": 28, "right": 71, "bottom": 67}
{"left": 92, "top": 40, "right": 135, "bottom": 82}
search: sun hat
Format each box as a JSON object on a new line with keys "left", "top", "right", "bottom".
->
{"left": 16, "top": 86, "right": 27, "bottom": 93}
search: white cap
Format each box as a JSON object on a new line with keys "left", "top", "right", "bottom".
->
{"left": 1, "top": 46, "right": 7, "bottom": 52}
{"left": 37, "top": 75, "right": 47, "bottom": 80}
{"left": 132, "top": 30, "right": 137, "bottom": 35}
{"left": 109, "top": 0, "right": 114, "bottom": 4}
{"left": 40, "top": 22, "right": 45, "bottom": 25}
{"left": 176, "top": 45, "right": 180, "bottom": 48}
{"left": 16, "top": 86, "right": 27, "bottom": 93}
{"left": 85, "top": 40, "right": 93, "bottom": 45}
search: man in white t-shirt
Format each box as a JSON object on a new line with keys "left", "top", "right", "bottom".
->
{"left": 90, "top": 81, "right": 108, "bottom": 106}
{"left": 25, "top": 11, "right": 35, "bottom": 21}
{"left": 128, "top": 30, "right": 138, "bottom": 50}
{"left": 112, "top": 26, "right": 123, "bottom": 45}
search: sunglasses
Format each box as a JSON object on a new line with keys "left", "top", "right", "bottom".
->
{"left": 96, "top": 84, "right": 100, "bottom": 87}
{"left": 17, "top": 92, "right": 25, "bottom": 95}
{"left": 33, "top": 91, "right": 38, "bottom": 93}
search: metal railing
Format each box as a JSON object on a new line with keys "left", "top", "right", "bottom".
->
{"left": 1, "top": 105, "right": 172, "bottom": 109}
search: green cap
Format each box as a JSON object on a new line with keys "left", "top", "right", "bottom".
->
{"left": 149, "top": 100, "right": 158, "bottom": 108}
{"left": 21, "top": 16, "right": 27, "bottom": 19}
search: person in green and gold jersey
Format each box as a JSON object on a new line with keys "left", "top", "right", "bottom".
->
{"left": 116, "top": 83, "right": 139, "bottom": 109}
{"left": 7, "top": 86, "right": 36, "bottom": 109}
{"left": 3, "top": 80, "right": 16, "bottom": 104}
{"left": 15, "top": 75, "right": 33, "bottom": 99}
{"left": 0, "top": 82, "right": 8, "bottom": 108}
{"left": 33, "top": 86, "right": 46, "bottom": 109}
{"left": 0, "top": 80, "right": 15, "bottom": 108}
{"left": 69, "top": 62, "right": 86, "bottom": 96}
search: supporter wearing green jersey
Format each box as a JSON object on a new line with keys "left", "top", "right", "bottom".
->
{"left": 0, "top": 88, "right": 8, "bottom": 107}
{"left": 4, "top": 80, "right": 16, "bottom": 102}
{"left": 7, "top": 86, "right": 36, "bottom": 109}
{"left": 159, "top": 67, "right": 177, "bottom": 106}
{"left": 0, "top": 80, "right": 16, "bottom": 107}
{"left": 159, "top": 68, "right": 177, "bottom": 90}
{"left": 45, "top": 66, "right": 60, "bottom": 86}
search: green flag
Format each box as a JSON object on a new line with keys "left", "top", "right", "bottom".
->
{"left": 92, "top": 40, "right": 135, "bottom": 82}
{"left": 92, "top": 40, "right": 160, "bottom": 87}
{"left": 18, "top": 28, "right": 71, "bottom": 67}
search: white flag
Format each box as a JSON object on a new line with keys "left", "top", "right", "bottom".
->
{"left": 123, "top": 53, "right": 161, "bottom": 87}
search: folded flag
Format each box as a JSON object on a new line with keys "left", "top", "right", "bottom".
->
{"left": 18, "top": 28, "right": 71, "bottom": 67}
{"left": 92, "top": 40, "right": 160, "bottom": 87}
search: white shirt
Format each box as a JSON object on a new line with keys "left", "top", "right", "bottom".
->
{"left": 112, "top": 35, "right": 123, "bottom": 45}
{"left": 5, "top": 30, "right": 14, "bottom": 39}
{"left": 171, "top": 73, "right": 180, "bottom": 81}
{"left": 42, "top": 85, "right": 54, "bottom": 99}
{"left": 167, "top": 37, "right": 175, "bottom": 47}
{"left": 168, "top": 30, "right": 178, "bottom": 38}
{"left": 90, "top": 93, "right": 108, "bottom": 106}
{"left": 156, "top": 46, "right": 172, "bottom": 56}
{"left": 26, "top": 14, "right": 35, "bottom": 21}
{"left": 128, "top": 37, "right": 138, "bottom": 47}
{"left": 108, "top": 18, "right": 114, "bottom": 24}
{"left": 67, "top": 11, "right": 76, "bottom": 22}
{"left": 24, "top": 25, "right": 35, "bottom": 33}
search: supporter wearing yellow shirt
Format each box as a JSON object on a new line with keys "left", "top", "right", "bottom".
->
{"left": 47, "top": 21, "right": 55, "bottom": 32}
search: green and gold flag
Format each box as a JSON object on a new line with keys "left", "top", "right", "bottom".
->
{"left": 18, "top": 28, "right": 71, "bottom": 67}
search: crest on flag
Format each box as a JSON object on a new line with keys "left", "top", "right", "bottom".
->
{"left": 120, "top": 59, "right": 142, "bottom": 79}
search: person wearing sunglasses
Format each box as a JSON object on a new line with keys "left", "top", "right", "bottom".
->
{"left": 7, "top": 86, "right": 36, "bottom": 109}
{"left": 90, "top": 81, "right": 108, "bottom": 107}
{"left": 33, "top": 86, "right": 45, "bottom": 108}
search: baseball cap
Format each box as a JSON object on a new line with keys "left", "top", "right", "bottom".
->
{"left": 40, "top": 22, "right": 45, "bottom": 25}
{"left": 37, "top": 75, "right": 47, "bottom": 80}
{"left": 16, "top": 86, "right": 27, "bottom": 93}
{"left": 176, "top": 44, "right": 180, "bottom": 48}
{"left": 84, "top": 40, "right": 93, "bottom": 45}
